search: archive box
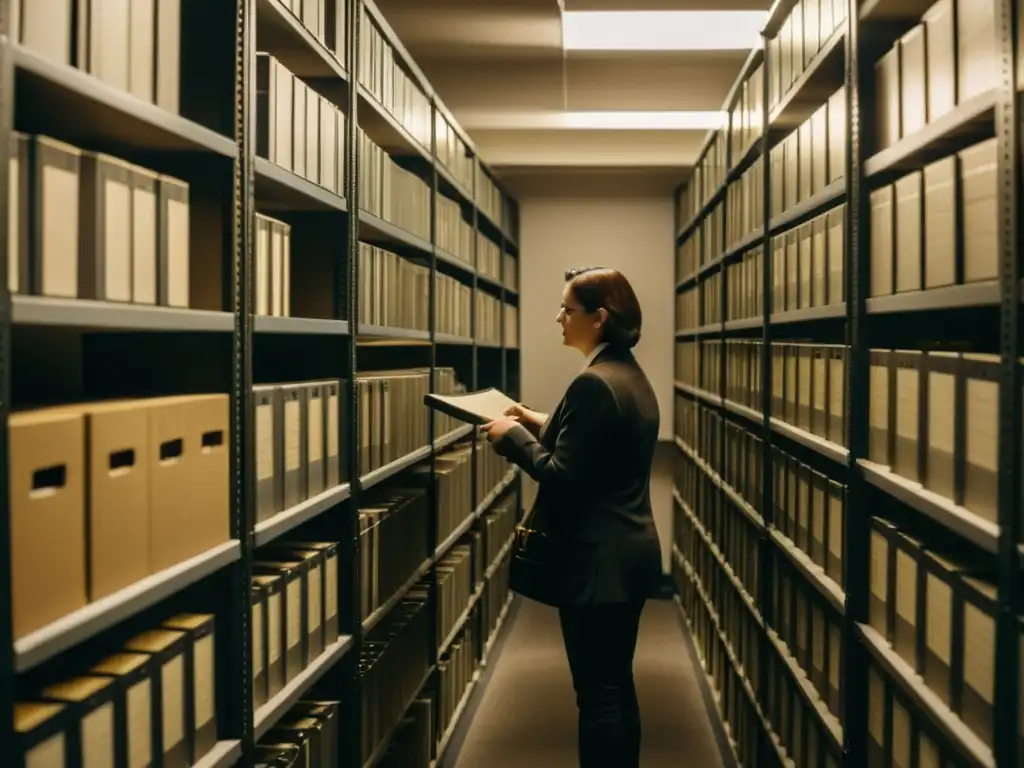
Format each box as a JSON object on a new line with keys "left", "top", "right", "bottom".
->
{"left": 14, "top": 702, "right": 69, "bottom": 768}
{"left": 255, "top": 560, "right": 307, "bottom": 681}
{"left": 253, "top": 573, "right": 286, "bottom": 703}
{"left": 39, "top": 676, "right": 117, "bottom": 767}
{"left": 88, "top": 652, "right": 155, "bottom": 768}
{"left": 254, "top": 384, "right": 285, "bottom": 523}
{"left": 291, "top": 701, "right": 340, "bottom": 768}
{"left": 280, "top": 384, "right": 309, "bottom": 509}
{"left": 162, "top": 613, "right": 218, "bottom": 763}
{"left": 291, "top": 541, "right": 341, "bottom": 645}
{"left": 157, "top": 174, "right": 190, "bottom": 308}
{"left": 78, "top": 152, "right": 133, "bottom": 302}
{"left": 265, "top": 546, "right": 326, "bottom": 660}
{"left": 122, "top": 628, "right": 191, "bottom": 768}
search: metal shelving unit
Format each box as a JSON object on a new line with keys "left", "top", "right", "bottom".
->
{"left": 0, "top": 0, "right": 524, "bottom": 766}
{"left": 671, "top": 1, "right": 1022, "bottom": 766}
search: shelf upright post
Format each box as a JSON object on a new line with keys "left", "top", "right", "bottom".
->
{"left": 0, "top": 0, "right": 16, "bottom": 762}
{"left": 428, "top": 96, "right": 441, "bottom": 674}
{"left": 343, "top": 1, "right": 365, "bottom": 765}
{"left": 756, "top": 28, "right": 775, "bottom": 768}
{"left": 231, "top": 0, "right": 258, "bottom": 761}
{"left": 842, "top": 0, "right": 870, "bottom": 763}
{"left": 993, "top": 0, "right": 1022, "bottom": 765}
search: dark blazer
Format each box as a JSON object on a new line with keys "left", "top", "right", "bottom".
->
{"left": 498, "top": 345, "right": 663, "bottom": 606}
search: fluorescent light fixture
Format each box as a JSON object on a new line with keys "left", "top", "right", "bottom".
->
{"left": 562, "top": 11, "right": 766, "bottom": 51}
{"left": 561, "top": 111, "right": 727, "bottom": 130}
{"left": 456, "top": 110, "right": 727, "bottom": 131}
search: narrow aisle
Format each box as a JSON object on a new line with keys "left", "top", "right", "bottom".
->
{"left": 449, "top": 597, "right": 725, "bottom": 767}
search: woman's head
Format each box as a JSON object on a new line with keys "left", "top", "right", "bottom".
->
{"left": 557, "top": 267, "right": 642, "bottom": 353}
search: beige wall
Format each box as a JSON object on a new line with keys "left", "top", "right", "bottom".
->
{"left": 517, "top": 197, "right": 675, "bottom": 571}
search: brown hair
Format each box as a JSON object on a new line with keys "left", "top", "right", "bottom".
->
{"left": 564, "top": 267, "right": 642, "bottom": 349}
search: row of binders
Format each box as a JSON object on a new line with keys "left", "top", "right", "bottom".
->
{"left": 255, "top": 213, "right": 293, "bottom": 318}
{"left": 476, "top": 166, "right": 502, "bottom": 227}
{"left": 436, "top": 545, "right": 476, "bottom": 650}
{"left": 358, "top": 487, "right": 429, "bottom": 622}
{"left": 727, "top": 61, "right": 765, "bottom": 169}
{"left": 725, "top": 339, "right": 764, "bottom": 413}
{"left": 770, "top": 342, "right": 848, "bottom": 447}
{"left": 478, "top": 233, "right": 501, "bottom": 282}
{"left": 475, "top": 292, "right": 502, "bottom": 345}
{"left": 874, "top": 0, "right": 997, "bottom": 153}
{"left": 360, "top": 588, "right": 432, "bottom": 764}
{"left": 434, "top": 443, "right": 473, "bottom": 545}
{"left": 870, "top": 138, "right": 997, "bottom": 296}
{"left": 356, "top": 369, "right": 430, "bottom": 475}
{"left": 256, "top": 54, "right": 346, "bottom": 197}
{"left": 16, "top": 613, "right": 217, "bottom": 767}
{"left": 726, "top": 246, "right": 765, "bottom": 323}
{"left": 767, "top": 0, "right": 848, "bottom": 111}
{"left": 436, "top": 619, "right": 478, "bottom": 746}
{"left": 275, "top": 0, "right": 347, "bottom": 62}
{"left": 769, "top": 86, "right": 846, "bottom": 219}
{"left": 676, "top": 288, "right": 699, "bottom": 332}
{"left": 11, "top": 395, "right": 229, "bottom": 641}
{"left": 358, "top": 6, "right": 432, "bottom": 150}
{"left": 357, "top": 242, "right": 430, "bottom": 332}
{"left": 700, "top": 271, "right": 723, "bottom": 326}
{"left": 253, "top": 380, "right": 344, "bottom": 525}
{"left": 481, "top": 496, "right": 518, "bottom": 569}
{"left": 771, "top": 205, "right": 846, "bottom": 314}
{"left": 675, "top": 341, "right": 698, "bottom": 388}
{"left": 679, "top": 131, "right": 728, "bottom": 225}
{"left": 436, "top": 115, "right": 474, "bottom": 193}
{"left": 504, "top": 252, "right": 517, "bottom": 291}
{"left": 252, "top": 541, "right": 342, "bottom": 708}
{"left": 15, "top": 0, "right": 183, "bottom": 112}
{"left": 8, "top": 133, "right": 190, "bottom": 306}
{"left": 359, "top": 129, "right": 431, "bottom": 242}
{"left": 868, "top": 513, "right": 998, "bottom": 749}
{"left": 434, "top": 368, "right": 469, "bottom": 439}
{"left": 867, "top": 347, "right": 998, "bottom": 526}
{"left": 436, "top": 195, "right": 473, "bottom": 265}
{"left": 725, "top": 156, "right": 765, "bottom": 249}
{"left": 436, "top": 273, "right": 473, "bottom": 338}
{"left": 257, "top": 700, "right": 340, "bottom": 768}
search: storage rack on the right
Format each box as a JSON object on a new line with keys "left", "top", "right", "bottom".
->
{"left": 672, "top": 1, "right": 1021, "bottom": 766}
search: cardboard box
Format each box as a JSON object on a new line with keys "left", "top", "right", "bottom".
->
{"left": 123, "top": 629, "right": 190, "bottom": 768}
{"left": 894, "top": 171, "right": 923, "bottom": 293}
{"left": 9, "top": 131, "right": 29, "bottom": 294}
{"left": 281, "top": 384, "right": 309, "bottom": 508}
{"left": 827, "top": 346, "right": 845, "bottom": 445}
{"left": 251, "top": 580, "right": 268, "bottom": 709}
{"left": 9, "top": 408, "right": 86, "bottom": 639}
{"left": 827, "top": 88, "right": 845, "bottom": 184}
{"left": 156, "top": 0, "right": 181, "bottom": 113}
{"left": 147, "top": 396, "right": 193, "bottom": 570}
{"left": 867, "top": 666, "right": 885, "bottom": 766}
{"left": 321, "top": 380, "right": 342, "bottom": 487}
{"left": 958, "top": 0, "right": 997, "bottom": 102}
{"left": 326, "top": 0, "right": 346, "bottom": 60}
{"left": 924, "top": 0, "right": 956, "bottom": 121}
{"left": 29, "top": 135, "right": 82, "bottom": 298}
{"left": 893, "top": 350, "right": 922, "bottom": 482}
{"left": 320, "top": 101, "right": 338, "bottom": 194}
{"left": 925, "top": 351, "right": 958, "bottom": 502}
{"left": 868, "top": 350, "right": 890, "bottom": 466}
{"left": 264, "top": 547, "right": 324, "bottom": 660}
{"left": 79, "top": 0, "right": 131, "bottom": 92}
{"left": 157, "top": 174, "right": 190, "bottom": 308}
{"left": 827, "top": 205, "right": 844, "bottom": 303}
{"left": 305, "top": 383, "right": 326, "bottom": 497}
{"left": 255, "top": 561, "right": 306, "bottom": 682}
{"left": 291, "top": 542, "right": 340, "bottom": 645}
{"left": 131, "top": 164, "right": 159, "bottom": 304}
{"left": 19, "top": 0, "right": 74, "bottom": 65}
{"left": 868, "top": 517, "right": 894, "bottom": 637}
{"left": 875, "top": 47, "right": 901, "bottom": 151}
{"left": 290, "top": 701, "right": 339, "bottom": 768}
{"left": 129, "top": 0, "right": 156, "bottom": 102}
{"left": 961, "top": 575, "right": 997, "bottom": 746}
{"left": 812, "top": 214, "right": 827, "bottom": 306}
{"left": 293, "top": 80, "right": 308, "bottom": 180}
{"left": 799, "top": 121, "right": 813, "bottom": 205}
{"left": 924, "top": 156, "right": 958, "bottom": 288}
{"left": 183, "top": 394, "right": 230, "bottom": 556}
{"left": 79, "top": 152, "right": 133, "bottom": 302}
{"left": 254, "top": 385, "right": 284, "bottom": 523}
{"left": 257, "top": 54, "right": 294, "bottom": 170}
{"left": 869, "top": 185, "right": 894, "bottom": 297}
{"left": 893, "top": 532, "right": 924, "bottom": 669}
{"left": 162, "top": 614, "right": 217, "bottom": 763}
{"left": 899, "top": 26, "right": 927, "bottom": 137}
{"left": 253, "top": 573, "right": 286, "bottom": 701}
{"left": 963, "top": 353, "right": 999, "bottom": 524}
{"left": 811, "top": 104, "right": 827, "bottom": 195}
{"left": 960, "top": 138, "right": 999, "bottom": 283}
{"left": 40, "top": 676, "right": 117, "bottom": 767}
{"left": 88, "top": 652, "right": 155, "bottom": 768}
{"left": 15, "top": 702, "right": 69, "bottom": 767}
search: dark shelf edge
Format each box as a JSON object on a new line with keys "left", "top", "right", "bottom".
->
{"left": 769, "top": 303, "right": 847, "bottom": 325}
{"left": 254, "top": 483, "right": 352, "bottom": 548}
{"left": 254, "top": 156, "right": 349, "bottom": 212}
{"left": 769, "top": 178, "right": 847, "bottom": 235}
{"left": 359, "top": 444, "right": 433, "bottom": 490}
{"left": 11, "top": 296, "right": 235, "bottom": 331}
{"left": 253, "top": 315, "right": 350, "bottom": 335}
{"left": 769, "top": 418, "right": 849, "bottom": 464}
{"left": 361, "top": 557, "right": 433, "bottom": 634}
{"left": 866, "top": 281, "right": 1000, "bottom": 315}
{"left": 768, "top": 29, "right": 847, "bottom": 133}
{"left": 768, "top": 529, "right": 846, "bottom": 614}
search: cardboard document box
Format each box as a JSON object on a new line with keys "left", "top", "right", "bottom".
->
{"left": 157, "top": 174, "right": 190, "bottom": 308}
{"left": 79, "top": 0, "right": 131, "bottom": 91}
{"left": 827, "top": 88, "right": 845, "bottom": 184}
{"left": 281, "top": 384, "right": 309, "bottom": 508}
{"left": 924, "top": 0, "right": 956, "bottom": 121}
{"left": 255, "top": 215, "right": 272, "bottom": 316}
{"left": 957, "top": 0, "right": 997, "bottom": 103}
{"left": 255, "top": 561, "right": 307, "bottom": 681}
{"left": 156, "top": 0, "right": 181, "bottom": 113}
{"left": 960, "top": 575, "right": 997, "bottom": 746}
{"left": 256, "top": 54, "right": 294, "bottom": 170}
{"left": 291, "top": 542, "right": 340, "bottom": 645}
{"left": 123, "top": 629, "right": 190, "bottom": 768}
{"left": 899, "top": 26, "right": 927, "bottom": 137}
{"left": 29, "top": 135, "right": 82, "bottom": 298}
{"left": 19, "top": 0, "right": 74, "bottom": 65}
{"left": 88, "top": 652, "right": 155, "bottom": 768}
{"left": 869, "top": 185, "right": 894, "bottom": 297}
{"left": 893, "top": 350, "right": 922, "bottom": 482}
{"left": 129, "top": 0, "right": 157, "bottom": 102}
{"left": 305, "top": 383, "right": 326, "bottom": 496}
{"left": 9, "top": 408, "right": 86, "bottom": 640}
{"left": 868, "top": 350, "right": 890, "bottom": 466}
{"left": 162, "top": 614, "right": 217, "bottom": 763}
{"left": 875, "top": 47, "right": 901, "bottom": 151}
{"left": 894, "top": 172, "right": 923, "bottom": 293}
{"left": 251, "top": 580, "right": 268, "bottom": 708}
{"left": 293, "top": 80, "right": 308, "bottom": 180}
{"left": 15, "top": 702, "right": 69, "bottom": 768}
{"left": 131, "top": 164, "right": 159, "bottom": 304}
{"left": 265, "top": 546, "right": 326, "bottom": 660}
{"left": 960, "top": 138, "right": 999, "bottom": 283}
{"left": 892, "top": 532, "right": 924, "bottom": 669}
{"left": 8, "top": 132, "right": 29, "bottom": 295}
{"left": 146, "top": 396, "right": 194, "bottom": 571}
{"left": 925, "top": 352, "right": 958, "bottom": 503}
{"left": 182, "top": 394, "right": 230, "bottom": 556}
{"left": 253, "top": 573, "right": 285, "bottom": 701}
{"left": 321, "top": 379, "right": 342, "bottom": 487}
{"left": 963, "top": 353, "right": 999, "bottom": 525}
{"left": 305, "top": 90, "right": 320, "bottom": 186}
{"left": 270, "top": 217, "right": 292, "bottom": 317}
{"left": 40, "top": 676, "right": 117, "bottom": 768}
{"left": 79, "top": 152, "right": 133, "bottom": 302}
{"left": 924, "top": 156, "right": 958, "bottom": 289}
{"left": 254, "top": 385, "right": 284, "bottom": 523}
{"left": 320, "top": 101, "right": 338, "bottom": 194}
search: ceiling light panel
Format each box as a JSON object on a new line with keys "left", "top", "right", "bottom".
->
{"left": 562, "top": 11, "right": 766, "bottom": 51}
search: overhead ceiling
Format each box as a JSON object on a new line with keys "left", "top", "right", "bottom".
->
{"left": 374, "top": 0, "right": 772, "bottom": 195}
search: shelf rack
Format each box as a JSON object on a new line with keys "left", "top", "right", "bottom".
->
{"left": 0, "top": 0, "right": 524, "bottom": 765}
{"left": 672, "top": 1, "right": 1021, "bottom": 766}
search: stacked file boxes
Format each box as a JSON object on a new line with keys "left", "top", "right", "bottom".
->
{"left": 420, "top": 443, "right": 473, "bottom": 546}
{"left": 252, "top": 380, "right": 345, "bottom": 525}
{"left": 357, "top": 243, "right": 430, "bottom": 332}
{"left": 770, "top": 205, "right": 846, "bottom": 313}
{"left": 477, "top": 233, "right": 501, "bottom": 282}
{"left": 435, "top": 195, "right": 473, "bottom": 265}
{"left": 475, "top": 292, "right": 501, "bottom": 345}
{"left": 476, "top": 164, "right": 502, "bottom": 225}
{"left": 434, "top": 273, "right": 472, "bottom": 339}
{"left": 256, "top": 700, "right": 341, "bottom": 768}
{"left": 358, "top": 488, "right": 429, "bottom": 622}
{"left": 356, "top": 369, "right": 430, "bottom": 474}
{"left": 436, "top": 115, "right": 474, "bottom": 191}
{"left": 255, "top": 213, "right": 293, "bottom": 317}
{"left": 8, "top": 133, "right": 191, "bottom": 305}
{"left": 770, "top": 342, "right": 848, "bottom": 448}
{"left": 357, "top": 129, "right": 431, "bottom": 242}
{"left": 436, "top": 545, "right": 475, "bottom": 651}
{"left": 767, "top": 0, "right": 847, "bottom": 111}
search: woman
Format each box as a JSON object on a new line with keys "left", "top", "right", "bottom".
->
{"left": 482, "top": 266, "right": 663, "bottom": 768}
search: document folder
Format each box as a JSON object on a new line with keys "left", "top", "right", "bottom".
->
{"left": 423, "top": 388, "right": 519, "bottom": 426}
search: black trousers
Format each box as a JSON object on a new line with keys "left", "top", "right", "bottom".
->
{"left": 558, "top": 600, "right": 646, "bottom": 768}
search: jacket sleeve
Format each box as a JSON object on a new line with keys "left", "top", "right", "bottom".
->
{"left": 497, "top": 372, "right": 618, "bottom": 491}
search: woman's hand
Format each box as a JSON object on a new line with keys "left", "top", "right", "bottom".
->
{"left": 481, "top": 418, "right": 517, "bottom": 443}
{"left": 504, "top": 403, "right": 547, "bottom": 432}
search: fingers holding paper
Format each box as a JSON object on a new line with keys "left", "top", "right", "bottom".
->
{"left": 481, "top": 418, "right": 516, "bottom": 442}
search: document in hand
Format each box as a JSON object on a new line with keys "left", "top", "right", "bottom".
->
{"left": 423, "top": 388, "right": 519, "bottom": 426}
